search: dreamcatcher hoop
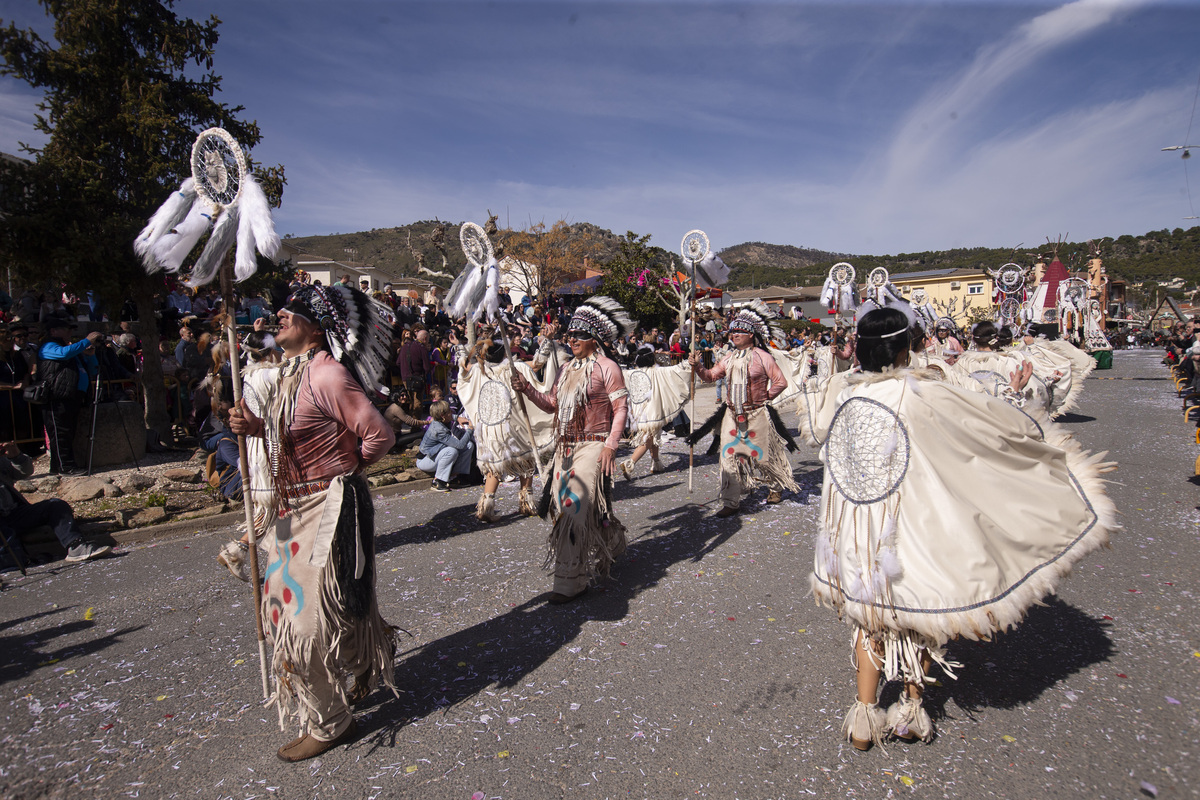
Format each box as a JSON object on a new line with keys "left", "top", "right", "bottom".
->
{"left": 868, "top": 267, "right": 889, "bottom": 287}
{"left": 970, "top": 370, "right": 1010, "bottom": 396}
{"left": 1060, "top": 279, "right": 1086, "bottom": 305}
{"left": 460, "top": 221, "right": 494, "bottom": 268}
{"left": 476, "top": 380, "right": 513, "bottom": 426}
{"left": 830, "top": 262, "right": 856, "bottom": 287}
{"left": 191, "top": 128, "right": 247, "bottom": 210}
{"left": 911, "top": 288, "right": 928, "bottom": 305}
{"left": 626, "top": 369, "right": 653, "bottom": 406}
{"left": 995, "top": 263, "right": 1025, "bottom": 294}
{"left": 681, "top": 229, "right": 710, "bottom": 263}
{"left": 826, "top": 397, "right": 909, "bottom": 505}
{"left": 999, "top": 297, "right": 1021, "bottom": 322}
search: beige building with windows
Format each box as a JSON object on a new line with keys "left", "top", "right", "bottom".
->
{"left": 886, "top": 267, "right": 994, "bottom": 323}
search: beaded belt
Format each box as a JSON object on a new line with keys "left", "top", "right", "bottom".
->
{"left": 279, "top": 479, "right": 332, "bottom": 501}
{"left": 561, "top": 432, "right": 610, "bottom": 445}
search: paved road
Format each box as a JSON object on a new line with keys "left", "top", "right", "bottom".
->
{"left": 2, "top": 350, "right": 1196, "bottom": 799}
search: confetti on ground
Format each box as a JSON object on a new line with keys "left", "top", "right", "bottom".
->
{"left": 1001, "top": 735, "right": 1016, "bottom": 743}
{"left": 84, "top": 607, "right": 95, "bottom": 620}
{"left": 899, "top": 775, "right": 914, "bottom": 787}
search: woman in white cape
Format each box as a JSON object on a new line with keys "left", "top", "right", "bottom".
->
{"left": 810, "top": 308, "right": 1116, "bottom": 750}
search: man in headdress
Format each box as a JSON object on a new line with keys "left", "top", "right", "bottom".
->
{"left": 229, "top": 283, "right": 396, "bottom": 762}
{"left": 687, "top": 300, "right": 798, "bottom": 518}
{"left": 511, "top": 296, "right": 632, "bottom": 604}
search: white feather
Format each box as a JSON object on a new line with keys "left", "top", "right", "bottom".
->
{"left": 151, "top": 200, "right": 214, "bottom": 273}
{"left": 820, "top": 276, "right": 836, "bottom": 309}
{"left": 187, "top": 205, "right": 239, "bottom": 288}
{"left": 447, "top": 262, "right": 485, "bottom": 319}
{"left": 239, "top": 173, "right": 281, "bottom": 260}
{"left": 234, "top": 198, "right": 258, "bottom": 281}
{"left": 880, "top": 547, "right": 903, "bottom": 581}
{"left": 882, "top": 428, "right": 898, "bottom": 457}
{"left": 696, "top": 252, "right": 731, "bottom": 288}
{"left": 135, "top": 178, "right": 197, "bottom": 269}
{"left": 478, "top": 259, "right": 500, "bottom": 323}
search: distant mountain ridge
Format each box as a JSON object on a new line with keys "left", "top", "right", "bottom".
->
{"left": 285, "top": 222, "right": 1200, "bottom": 293}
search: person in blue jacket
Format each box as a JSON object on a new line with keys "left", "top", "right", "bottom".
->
{"left": 37, "top": 312, "right": 99, "bottom": 475}
{"left": 416, "top": 400, "right": 474, "bottom": 492}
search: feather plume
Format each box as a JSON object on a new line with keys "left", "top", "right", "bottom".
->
{"left": 234, "top": 198, "right": 258, "bottom": 281}
{"left": 187, "top": 205, "right": 239, "bottom": 288}
{"left": 695, "top": 252, "right": 730, "bottom": 288}
{"left": 151, "top": 200, "right": 214, "bottom": 273}
{"left": 447, "top": 259, "right": 489, "bottom": 320}
{"left": 479, "top": 260, "right": 500, "bottom": 323}
{"left": 880, "top": 547, "right": 903, "bottom": 581}
{"left": 239, "top": 173, "right": 280, "bottom": 260}
{"left": 135, "top": 178, "right": 197, "bottom": 271}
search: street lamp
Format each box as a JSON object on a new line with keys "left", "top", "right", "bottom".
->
{"left": 1162, "top": 144, "right": 1196, "bottom": 159}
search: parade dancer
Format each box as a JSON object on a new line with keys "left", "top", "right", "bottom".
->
{"left": 620, "top": 345, "right": 691, "bottom": 480}
{"left": 459, "top": 331, "right": 559, "bottom": 521}
{"left": 229, "top": 284, "right": 397, "bottom": 762}
{"left": 511, "top": 296, "right": 632, "bottom": 604}
{"left": 810, "top": 308, "right": 1116, "bottom": 750}
{"left": 685, "top": 301, "right": 799, "bottom": 517}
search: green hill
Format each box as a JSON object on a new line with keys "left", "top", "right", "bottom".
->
{"left": 724, "top": 226, "right": 1200, "bottom": 291}
{"left": 287, "top": 221, "right": 1200, "bottom": 295}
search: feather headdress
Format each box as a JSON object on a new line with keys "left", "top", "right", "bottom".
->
{"left": 728, "top": 299, "right": 784, "bottom": 347}
{"left": 566, "top": 295, "right": 634, "bottom": 347}
{"left": 285, "top": 284, "right": 396, "bottom": 393}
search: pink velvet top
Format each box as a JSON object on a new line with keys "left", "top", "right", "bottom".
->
{"left": 694, "top": 346, "right": 787, "bottom": 407}
{"left": 521, "top": 354, "right": 628, "bottom": 451}
{"left": 289, "top": 351, "right": 395, "bottom": 481}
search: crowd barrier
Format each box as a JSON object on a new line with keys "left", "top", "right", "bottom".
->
{"left": 0, "top": 376, "right": 200, "bottom": 445}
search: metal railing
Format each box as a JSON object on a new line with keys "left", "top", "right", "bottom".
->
{"left": 0, "top": 376, "right": 201, "bottom": 445}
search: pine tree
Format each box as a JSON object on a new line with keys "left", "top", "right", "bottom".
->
{"left": 0, "top": 0, "right": 285, "bottom": 442}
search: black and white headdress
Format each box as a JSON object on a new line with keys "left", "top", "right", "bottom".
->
{"left": 728, "top": 299, "right": 784, "bottom": 348}
{"left": 566, "top": 296, "right": 633, "bottom": 347}
{"left": 285, "top": 284, "right": 395, "bottom": 392}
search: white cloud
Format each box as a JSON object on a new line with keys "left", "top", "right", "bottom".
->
{"left": 879, "top": 0, "right": 1146, "bottom": 189}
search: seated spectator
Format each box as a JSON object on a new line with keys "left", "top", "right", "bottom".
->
{"left": 416, "top": 400, "right": 474, "bottom": 492}
{"left": 203, "top": 411, "right": 243, "bottom": 500}
{"left": 0, "top": 441, "right": 111, "bottom": 568}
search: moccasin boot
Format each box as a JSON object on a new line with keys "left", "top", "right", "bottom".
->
{"left": 277, "top": 720, "right": 358, "bottom": 762}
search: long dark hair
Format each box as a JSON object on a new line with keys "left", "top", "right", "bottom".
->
{"left": 972, "top": 321, "right": 1000, "bottom": 349}
{"left": 855, "top": 308, "right": 910, "bottom": 372}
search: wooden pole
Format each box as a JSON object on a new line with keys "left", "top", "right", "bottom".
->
{"left": 688, "top": 262, "right": 697, "bottom": 494}
{"left": 494, "top": 316, "right": 547, "bottom": 482}
{"left": 221, "top": 265, "right": 271, "bottom": 701}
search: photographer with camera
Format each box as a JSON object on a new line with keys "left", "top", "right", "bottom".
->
{"left": 37, "top": 313, "right": 100, "bottom": 476}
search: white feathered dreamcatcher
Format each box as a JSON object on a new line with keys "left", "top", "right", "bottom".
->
{"left": 821, "top": 262, "right": 859, "bottom": 320}
{"left": 135, "top": 127, "right": 280, "bottom": 286}
{"left": 133, "top": 127, "right": 280, "bottom": 701}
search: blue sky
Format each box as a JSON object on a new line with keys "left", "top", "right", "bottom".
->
{"left": 1, "top": 0, "right": 1198, "bottom": 257}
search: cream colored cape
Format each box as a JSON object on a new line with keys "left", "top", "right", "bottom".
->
{"left": 950, "top": 349, "right": 1054, "bottom": 411}
{"left": 767, "top": 347, "right": 811, "bottom": 410}
{"left": 458, "top": 355, "right": 559, "bottom": 478}
{"left": 810, "top": 369, "right": 1116, "bottom": 671}
{"left": 623, "top": 360, "right": 692, "bottom": 447}
{"left": 1037, "top": 338, "right": 1096, "bottom": 415}
{"left": 795, "top": 346, "right": 853, "bottom": 446}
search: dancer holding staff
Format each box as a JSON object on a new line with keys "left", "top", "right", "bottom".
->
{"left": 686, "top": 300, "right": 798, "bottom": 517}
